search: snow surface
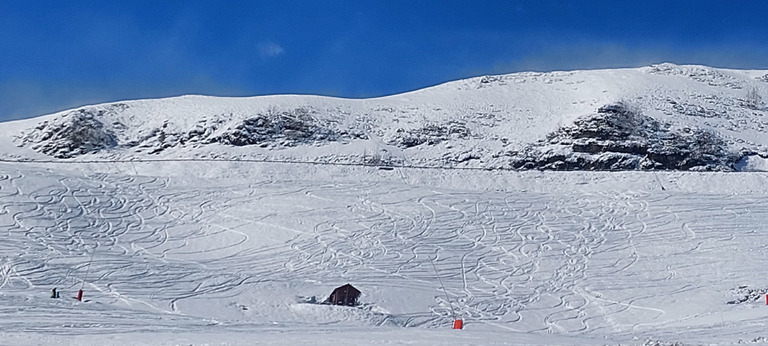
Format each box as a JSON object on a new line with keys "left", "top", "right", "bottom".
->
{"left": 2, "top": 64, "right": 768, "bottom": 345}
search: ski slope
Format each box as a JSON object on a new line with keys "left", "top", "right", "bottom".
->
{"left": 2, "top": 160, "right": 768, "bottom": 345}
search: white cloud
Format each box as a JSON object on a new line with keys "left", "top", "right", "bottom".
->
{"left": 258, "top": 42, "right": 285, "bottom": 58}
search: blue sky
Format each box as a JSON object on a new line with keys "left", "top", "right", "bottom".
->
{"left": 2, "top": 0, "right": 768, "bottom": 121}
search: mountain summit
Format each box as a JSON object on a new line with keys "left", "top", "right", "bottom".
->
{"left": 7, "top": 64, "right": 768, "bottom": 171}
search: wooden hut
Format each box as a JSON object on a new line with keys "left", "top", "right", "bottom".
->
{"left": 326, "top": 284, "right": 360, "bottom": 306}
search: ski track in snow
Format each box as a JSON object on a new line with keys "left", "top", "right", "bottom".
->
{"left": 1, "top": 166, "right": 768, "bottom": 342}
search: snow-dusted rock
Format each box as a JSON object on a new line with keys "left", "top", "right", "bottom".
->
{"left": 8, "top": 64, "right": 768, "bottom": 171}
{"left": 17, "top": 106, "right": 122, "bottom": 158}
{"left": 506, "top": 103, "right": 735, "bottom": 171}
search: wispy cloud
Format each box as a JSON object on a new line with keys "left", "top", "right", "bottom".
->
{"left": 258, "top": 42, "right": 285, "bottom": 58}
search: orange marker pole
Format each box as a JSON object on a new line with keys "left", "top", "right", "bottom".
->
{"left": 453, "top": 319, "right": 464, "bottom": 329}
{"left": 77, "top": 289, "right": 83, "bottom": 301}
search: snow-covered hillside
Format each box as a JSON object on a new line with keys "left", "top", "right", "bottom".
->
{"left": 5, "top": 63, "right": 768, "bottom": 171}
{"left": 3, "top": 65, "right": 768, "bottom": 345}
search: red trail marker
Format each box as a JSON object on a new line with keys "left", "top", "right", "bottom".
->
{"left": 453, "top": 319, "right": 463, "bottom": 329}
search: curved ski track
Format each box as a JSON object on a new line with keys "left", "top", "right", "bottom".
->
{"left": 1, "top": 167, "right": 767, "bottom": 339}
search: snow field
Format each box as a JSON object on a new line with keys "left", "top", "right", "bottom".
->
{"left": 2, "top": 162, "right": 768, "bottom": 344}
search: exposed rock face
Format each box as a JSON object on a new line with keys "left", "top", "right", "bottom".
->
{"left": 507, "top": 103, "right": 736, "bottom": 171}
{"left": 15, "top": 102, "right": 739, "bottom": 171}
{"left": 387, "top": 121, "right": 472, "bottom": 148}
{"left": 133, "top": 107, "right": 362, "bottom": 154}
{"left": 19, "top": 106, "right": 368, "bottom": 156}
{"left": 17, "top": 107, "right": 121, "bottom": 158}
{"left": 209, "top": 107, "right": 359, "bottom": 147}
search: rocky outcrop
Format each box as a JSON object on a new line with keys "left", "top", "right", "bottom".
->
{"left": 209, "top": 108, "right": 361, "bottom": 147}
{"left": 20, "top": 106, "right": 368, "bottom": 156}
{"left": 387, "top": 121, "right": 472, "bottom": 148}
{"left": 17, "top": 107, "right": 121, "bottom": 158}
{"left": 16, "top": 102, "right": 740, "bottom": 171}
{"left": 507, "top": 103, "right": 737, "bottom": 171}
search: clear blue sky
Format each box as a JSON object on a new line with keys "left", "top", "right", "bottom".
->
{"left": 2, "top": 0, "right": 767, "bottom": 121}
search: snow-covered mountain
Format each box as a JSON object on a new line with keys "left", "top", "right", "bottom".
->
{"left": 4, "top": 64, "right": 768, "bottom": 346}
{"left": 6, "top": 63, "right": 768, "bottom": 171}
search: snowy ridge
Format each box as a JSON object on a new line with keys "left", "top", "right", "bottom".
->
{"left": 7, "top": 63, "right": 768, "bottom": 171}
